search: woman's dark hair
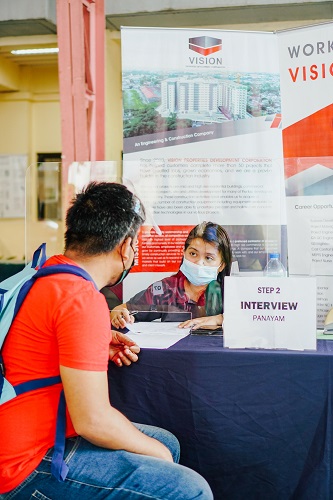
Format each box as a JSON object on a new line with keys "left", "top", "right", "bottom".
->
{"left": 184, "top": 222, "right": 232, "bottom": 313}
{"left": 65, "top": 182, "right": 145, "bottom": 255}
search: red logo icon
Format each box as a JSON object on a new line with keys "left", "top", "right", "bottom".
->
{"left": 189, "top": 36, "right": 222, "bottom": 56}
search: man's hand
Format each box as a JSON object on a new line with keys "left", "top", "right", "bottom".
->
{"left": 109, "top": 330, "right": 140, "bottom": 367}
{"left": 178, "top": 314, "right": 223, "bottom": 330}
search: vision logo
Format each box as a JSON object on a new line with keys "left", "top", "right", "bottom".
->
{"left": 189, "top": 36, "right": 222, "bottom": 56}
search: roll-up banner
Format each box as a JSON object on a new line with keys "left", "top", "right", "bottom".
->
{"left": 120, "top": 27, "right": 285, "bottom": 310}
{"left": 278, "top": 22, "right": 333, "bottom": 327}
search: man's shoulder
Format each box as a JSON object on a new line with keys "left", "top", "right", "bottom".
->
{"left": 41, "top": 255, "right": 94, "bottom": 287}
{"left": 30, "top": 257, "right": 99, "bottom": 309}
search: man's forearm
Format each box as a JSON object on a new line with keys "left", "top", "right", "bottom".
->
{"left": 77, "top": 404, "right": 172, "bottom": 461}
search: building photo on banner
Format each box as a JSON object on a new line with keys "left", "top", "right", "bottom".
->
{"left": 120, "top": 27, "right": 288, "bottom": 324}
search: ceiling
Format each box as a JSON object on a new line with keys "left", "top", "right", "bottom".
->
{"left": 0, "top": 2, "right": 332, "bottom": 67}
{"left": 105, "top": 2, "right": 333, "bottom": 32}
{"left": 0, "top": 18, "right": 57, "bottom": 38}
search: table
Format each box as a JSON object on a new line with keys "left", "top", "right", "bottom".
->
{"left": 108, "top": 335, "right": 333, "bottom": 500}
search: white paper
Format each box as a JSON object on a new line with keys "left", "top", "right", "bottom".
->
{"left": 125, "top": 322, "right": 190, "bottom": 349}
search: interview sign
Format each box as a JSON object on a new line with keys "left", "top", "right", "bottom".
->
{"left": 223, "top": 277, "right": 317, "bottom": 350}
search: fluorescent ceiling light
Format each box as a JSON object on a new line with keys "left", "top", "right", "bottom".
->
{"left": 11, "top": 48, "right": 59, "bottom": 55}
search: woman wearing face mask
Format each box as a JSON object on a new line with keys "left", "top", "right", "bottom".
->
{"left": 110, "top": 222, "right": 232, "bottom": 330}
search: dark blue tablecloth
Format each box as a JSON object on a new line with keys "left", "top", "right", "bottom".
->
{"left": 108, "top": 335, "right": 333, "bottom": 500}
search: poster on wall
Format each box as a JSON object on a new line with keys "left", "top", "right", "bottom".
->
{"left": 278, "top": 22, "right": 333, "bottom": 326}
{"left": 0, "top": 155, "right": 27, "bottom": 218}
{"left": 121, "top": 27, "right": 286, "bottom": 299}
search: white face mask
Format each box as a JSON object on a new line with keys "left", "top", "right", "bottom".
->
{"left": 180, "top": 257, "right": 220, "bottom": 286}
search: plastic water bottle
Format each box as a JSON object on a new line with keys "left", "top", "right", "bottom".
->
{"left": 263, "top": 253, "right": 287, "bottom": 277}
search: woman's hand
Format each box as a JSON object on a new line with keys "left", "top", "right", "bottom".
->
{"left": 178, "top": 314, "right": 223, "bottom": 330}
{"left": 110, "top": 304, "right": 135, "bottom": 329}
{"left": 109, "top": 330, "right": 140, "bottom": 367}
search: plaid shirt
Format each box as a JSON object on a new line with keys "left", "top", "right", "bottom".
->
{"left": 127, "top": 270, "right": 218, "bottom": 320}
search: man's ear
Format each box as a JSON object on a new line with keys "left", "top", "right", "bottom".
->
{"left": 120, "top": 237, "right": 132, "bottom": 264}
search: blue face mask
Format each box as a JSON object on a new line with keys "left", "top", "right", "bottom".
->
{"left": 180, "top": 257, "right": 220, "bottom": 286}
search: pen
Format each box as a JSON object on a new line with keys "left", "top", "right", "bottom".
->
{"left": 121, "top": 310, "right": 139, "bottom": 319}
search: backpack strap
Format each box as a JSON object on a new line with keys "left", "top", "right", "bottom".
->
{"left": 14, "top": 376, "right": 62, "bottom": 395}
{"left": 14, "top": 264, "right": 98, "bottom": 317}
{"left": 36, "top": 264, "right": 97, "bottom": 284}
{"left": 31, "top": 243, "right": 47, "bottom": 269}
{"left": 51, "top": 390, "right": 69, "bottom": 481}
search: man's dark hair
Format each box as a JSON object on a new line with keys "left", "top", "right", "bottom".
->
{"left": 65, "top": 182, "right": 145, "bottom": 255}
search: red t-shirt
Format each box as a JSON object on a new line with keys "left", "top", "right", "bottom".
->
{"left": 0, "top": 255, "right": 112, "bottom": 493}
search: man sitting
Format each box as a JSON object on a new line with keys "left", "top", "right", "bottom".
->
{"left": 0, "top": 182, "right": 212, "bottom": 499}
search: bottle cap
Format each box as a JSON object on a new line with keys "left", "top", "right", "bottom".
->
{"left": 269, "top": 253, "right": 280, "bottom": 259}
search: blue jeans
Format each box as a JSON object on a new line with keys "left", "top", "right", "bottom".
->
{"left": 1, "top": 423, "right": 213, "bottom": 499}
